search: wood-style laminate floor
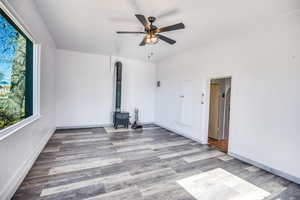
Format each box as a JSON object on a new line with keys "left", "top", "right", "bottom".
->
{"left": 12, "top": 126, "right": 300, "bottom": 200}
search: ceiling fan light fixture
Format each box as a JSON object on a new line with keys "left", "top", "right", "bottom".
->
{"left": 145, "top": 35, "right": 151, "bottom": 44}
{"left": 145, "top": 34, "right": 158, "bottom": 44}
{"left": 151, "top": 36, "right": 158, "bottom": 43}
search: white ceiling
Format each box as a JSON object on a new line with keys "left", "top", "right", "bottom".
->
{"left": 34, "top": 0, "right": 300, "bottom": 62}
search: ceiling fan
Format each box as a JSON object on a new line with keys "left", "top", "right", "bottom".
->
{"left": 116, "top": 14, "right": 185, "bottom": 46}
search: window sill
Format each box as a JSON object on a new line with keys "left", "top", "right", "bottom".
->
{"left": 0, "top": 115, "right": 42, "bottom": 141}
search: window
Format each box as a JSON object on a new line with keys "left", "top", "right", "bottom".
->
{"left": 0, "top": 8, "right": 33, "bottom": 130}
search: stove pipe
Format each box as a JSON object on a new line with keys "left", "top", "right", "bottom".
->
{"left": 115, "top": 61, "right": 122, "bottom": 112}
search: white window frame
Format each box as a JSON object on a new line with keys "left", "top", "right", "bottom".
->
{"left": 0, "top": 1, "right": 41, "bottom": 140}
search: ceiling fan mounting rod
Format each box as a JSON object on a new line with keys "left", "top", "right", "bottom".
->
{"left": 146, "top": 16, "right": 157, "bottom": 35}
{"left": 148, "top": 16, "right": 156, "bottom": 24}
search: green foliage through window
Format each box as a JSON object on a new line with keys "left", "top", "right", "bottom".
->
{"left": 0, "top": 8, "right": 33, "bottom": 130}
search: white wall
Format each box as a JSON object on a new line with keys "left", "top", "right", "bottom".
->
{"left": 0, "top": 0, "right": 56, "bottom": 199}
{"left": 155, "top": 12, "right": 300, "bottom": 181}
{"left": 56, "top": 49, "right": 156, "bottom": 127}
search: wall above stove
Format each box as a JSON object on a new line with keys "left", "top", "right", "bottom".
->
{"left": 55, "top": 49, "right": 156, "bottom": 128}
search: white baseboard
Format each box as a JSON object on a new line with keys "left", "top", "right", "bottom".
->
{"left": 1, "top": 127, "right": 56, "bottom": 200}
{"left": 154, "top": 122, "right": 204, "bottom": 144}
{"left": 229, "top": 152, "right": 300, "bottom": 185}
{"left": 56, "top": 123, "right": 113, "bottom": 130}
{"left": 56, "top": 122, "right": 157, "bottom": 130}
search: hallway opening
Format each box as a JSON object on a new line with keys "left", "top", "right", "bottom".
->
{"left": 208, "top": 77, "right": 231, "bottom": 152}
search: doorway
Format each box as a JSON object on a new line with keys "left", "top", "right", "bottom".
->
{"left": 208, "top": 77, "right": 231, "bottom": 152}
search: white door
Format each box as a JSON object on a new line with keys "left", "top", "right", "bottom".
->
{"left": 179, "top": 81, "right": 193, "bottom": 126}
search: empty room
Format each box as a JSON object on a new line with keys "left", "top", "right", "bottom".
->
{"left": 0, "top": 0, "right": 300, "bottom": 199}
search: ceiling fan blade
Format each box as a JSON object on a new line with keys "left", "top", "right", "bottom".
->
{"left": 139, "top": 37, "right": 147, "bottom": 46}
{"left": 116, "top": 31, "right": 145, "bottom": 34}
{"left": 157, "top": 34, "right": 176, "bottom": 45}
{"left": 158, "top": 23, "right": 185, "bottom": 33}
{"left": 135, "top": 14, "right": 149, "bottom": 29}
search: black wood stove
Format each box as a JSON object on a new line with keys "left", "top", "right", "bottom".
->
{"left": 113, "top": 61, "right": 130, "bottom": 129}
